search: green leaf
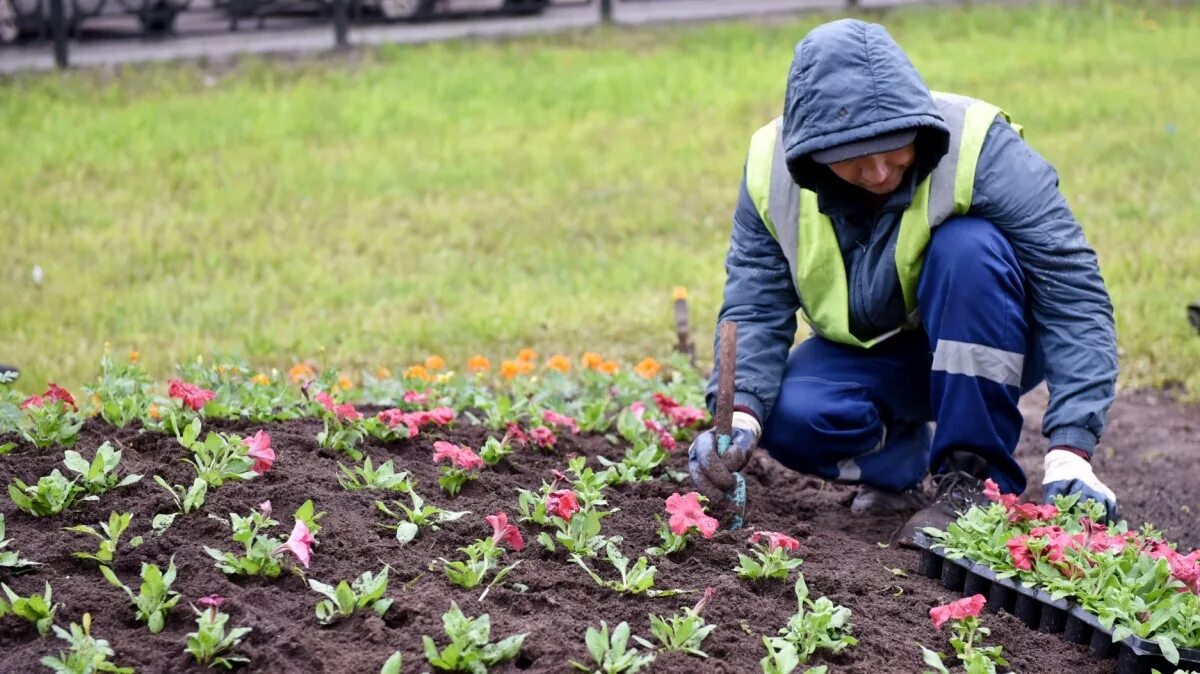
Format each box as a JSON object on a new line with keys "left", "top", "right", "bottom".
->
{"left": 395, "top": 521, "right": 419, "bottom": 544}
{"left": 62, "top": 450, "right": 90, "bottom": 475}
{"left": 920, "top": 645, "right": 950, "bottom": 674}
{"left": 380, "top": 651, "right": 403, "bottom": 674}
{"left": 334, "top": 581, "right": 356, "bottom": 614}
{"left": 1153, "top": 635, "right": 1180, "bottom": 665}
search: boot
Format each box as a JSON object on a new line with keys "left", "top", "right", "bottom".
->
{"left": 849, "top": 485, "right": 929, "bottom": 516}
{"left": 894, "top": 451, "right": 989, "bottom": 548}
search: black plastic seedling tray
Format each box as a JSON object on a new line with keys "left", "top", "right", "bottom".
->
{"left": 913, "top": 533, "right": 1200, "bottom": 674}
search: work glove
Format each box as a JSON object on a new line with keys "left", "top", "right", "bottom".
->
{"left": 1042, "top": 448, "right": 1119, "bottom": 523}
{"left": 688, "top": 411, "right": 759, "bottom": 501}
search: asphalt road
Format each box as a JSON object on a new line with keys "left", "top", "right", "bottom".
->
{"left": 0, "top": 0, "right": 926, "bottom": 73}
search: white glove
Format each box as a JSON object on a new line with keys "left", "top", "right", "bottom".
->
{"left": 1042, "top": 449, "right": 1119, "bottom": 522}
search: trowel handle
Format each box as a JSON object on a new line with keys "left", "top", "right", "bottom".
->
{"left": 714, "top": 321, "right": 737, "bottom": 439}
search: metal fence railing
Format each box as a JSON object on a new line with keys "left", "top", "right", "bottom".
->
{"left": 0, "top": 0, "right": 864, "bottom": 71}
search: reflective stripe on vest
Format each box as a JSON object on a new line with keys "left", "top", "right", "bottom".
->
{"left": 744, "top": 92, "right": 1021, "bottom": 348}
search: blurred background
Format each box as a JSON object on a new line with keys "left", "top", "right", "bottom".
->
{"left": 2, "top": 0, "right": 1198, "bottom": 395}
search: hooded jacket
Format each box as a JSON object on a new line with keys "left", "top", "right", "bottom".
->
{"left": 706, "top": 19, "right": 1117, "bottom": 455}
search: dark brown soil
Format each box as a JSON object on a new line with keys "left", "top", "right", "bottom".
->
{"left": 0, "top": 388, "right": 1195, "bottom": 674}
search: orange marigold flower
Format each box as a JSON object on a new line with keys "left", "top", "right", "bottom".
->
{"left": 147, "top": 404, "right": 161, "bottom": 420}
{"left": 598, "top": 360, "right": 620, "bottom": 375}
{"left": 581, "top": 352, "right": 604, "bottom": 370}
{"left": 500, "top": 360, "right": 520, "bottom": 380}
{"left": 251, "top": 373, "right": 270, "bottom": 386}
{"left": 672, "top": 286, "right": 688, "bottom": 301}
{"left": 546, "top": 355, "right": 571, "bottom": 373}
{"left": 338, "top": 376, "right": 353, "bottom": 390}
{"left": 467, "top": 355, "right": 491, "bottom": 373}
{"left": 289, "top": 363, "right": 316, "bottom": 383}
{"left": 129, "top": 349, "right": 140, "bottom": 364}
{"left": 376, "top": 367, "right": 393, "bottom": 378}
{"left": 517, "top": 348, "right": 538, "bottom": 363}
{"left": 425, "top": 355, "right": 446, "bottom": 371}
{"left": 634, "top": 357, "right": 662, "bottom": 379}
{"left": 405, "top": 365, "right": 431, "bottom": 382}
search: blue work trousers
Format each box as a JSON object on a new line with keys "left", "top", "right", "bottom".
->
{"left": 760, "top": 216, "right": 1043, "bottom": 495}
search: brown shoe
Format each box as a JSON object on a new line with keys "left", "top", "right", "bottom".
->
{"left": 894, "top": 452, "right": 989, "bottom": 548}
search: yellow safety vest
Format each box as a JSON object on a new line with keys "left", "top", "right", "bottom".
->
{"left": 744, "top": 92, "right": 1021, "bottom": 348}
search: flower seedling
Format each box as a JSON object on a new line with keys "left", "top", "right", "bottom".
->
{"left": 564, "top": 456, "right": 613, "bottom": 510}
{"left": 441, "top": 513, "right": 524, "bottom": 597}
{"left": 735, "top": 531, "right": 804, "bottom": 582}
{"left": 151, "top": 475, "right": 208, "bottom": 533}
{"left": 161, "top": 379, "right": 216, "bottom": 438}
{"left": 186, "top": 595, "right": 252, "bottom": 670}
{"left": 644, "top": 492, "right": 719, "bottom": 556}
{"left": 87, "top": 349, "right": 153, "bottom": 428}
{"left": 18, "top": 383, "right": 83, "bottom": 449}
{"left": 423, "top": 602, "right": 527, "bottom": 674}
{"left": 376, "top": 491, "right": 469, "bottom": 544}
{"left": 338, "top": 457, "right": 411, "bottom": 493}
{"left": 64, "top": 511, "right": 134, "bottom": 566}
{"left": 0, "top": 581, "right": 59, "bottom": 635}
{"left": 761, "top": 574, "right": 857, "bottom": 674}
{"left": 40, "top": 613, "right": 133, "bottom": 674}
{"left": 919, "top": 595, "right": 1007, "bottom": 674}
{"left": 203, "top": 506, "right": 287, "bottom": 577}
{"left": 645, "top": 587, "right": 718, "bottom": 657}
{"left": 570, "top": 621, "right": 656, "bottom": 674}
{"left": 177, "top": 420, "right": 260, "bottom": 487}
{"left": 433, "top": 441, "right": 486, "bottom": 497}
{"left": 99, "top": 558, "right": 182, "bottom": 633}
{"left": 571, "top": 542, "right": 683, "bottom": 597}
{"left": 309, "top": 566, "right": 393, "bottom": 625}
{"left": 314, "top": 391, "right": 367, "bottom": 460}
{"left": 478, "top": 436, "right": 515, "bottom": 466}
{"left": 467, "top": 392, "right": 529, "bottom": 432}
{"left": 8, "top": 469, "right": 83, "bottom": 517}
{"left": 62, "top": 442, "right": 143, "bottom": 496}
{"left": 0, "top": 513, "right": 40, "bottom": 571}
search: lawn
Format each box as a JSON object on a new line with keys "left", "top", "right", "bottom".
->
{"left": 2, "top": 0, "right": 1198, "bottom": 393}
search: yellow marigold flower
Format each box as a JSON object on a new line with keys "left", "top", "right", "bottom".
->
{"left": 405, "top": 365, "right": 431, "bottom": 382}
{"left": 289, "top": 363, "right": 316, "bottom": 383}
{"left": 147, "top": 404, "right": 161, "bottom": 420}
{"left": 129, "top": 349, "right": 140, "bottom": 364}
{"left": 517, "top": 348, "right": 538, "bottom": 363}
{"left": 376, "top": 367, "right": 393, "bottom": 379}
{"left": 425, "top": 355, "right": 446, "bottom": 371}
{"left": 546, "top": 355, "right": 571, "bottom": 373}
{"left": 672, "top": 286, "right": 688, "bottom": 301}
{"left": 634, "top": 357, "right": 662, "bottom": 379}
{"left": 467, "top": 355, "right": 491, "bottom": 373}
{"left": 435, "top": 373, "right": 454, "bottom": 384}
{"left": 517, "top": 360, "right": 534, "bottom": 375}
{"left": 582, "top": 352, "right": 604, "bottom": 370}
{"left": 251, "top": 373, "right": 270, "bottom": 386}
{"left": 217, "top": 364, "right": 229, "bottom": 376}
{"left": 338, "top": 376, "right": 353, "bottom": 390}
{"left": 500, "top": 360, "right": 520, "bottom": 380}
{"left": 598, "top": 360, "right": 620, "bottom": 375}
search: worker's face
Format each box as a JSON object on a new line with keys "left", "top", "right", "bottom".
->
{"left": 827, "top": 143, "right": 917, "bottom": 195}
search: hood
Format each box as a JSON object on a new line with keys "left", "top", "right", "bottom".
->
{"left": 782, "top": 19, "right": 950, "bottom": 193}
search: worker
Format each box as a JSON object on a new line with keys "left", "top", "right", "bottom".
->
{"left": 687, "top": 19, "right": 1119, "bottom": 544}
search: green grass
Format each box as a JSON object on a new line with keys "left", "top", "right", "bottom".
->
{"left": 3, "top": 1, "right": 1199, "bottom": 394}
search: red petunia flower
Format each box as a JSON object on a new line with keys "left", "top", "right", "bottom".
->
{"left": 545, "top": 489, "right": 580, "bottom": 522}
{"left": 652, "top": 393, "right": 679, "bottom": 415}
{"left": 748, "top": 530, "right": 800, "bottom": 553}
{"left": 667, "top": 405, "right": 706, "bottom": 428}
{"left": 530, "top": 426, "right": 557, "bottom": 449}
{"left": 168, "top": 379, "right": 216, "bottom": 412}
{"left": 930, "top": 594, "right": 986, "bottom": 630}
{"left": 665, "top": 492, "right": 718, "bottom": 539}
{"left": 485, "top": 512, "right": 524, "bottom": 551}
{"left": 505, "top": 423, "right": 529, "bottom": 448}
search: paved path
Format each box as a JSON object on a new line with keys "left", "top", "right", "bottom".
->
{"left": 0, "top": 0, "right": 923, "bottom": 73}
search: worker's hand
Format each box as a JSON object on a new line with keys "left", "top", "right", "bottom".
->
{"left": 688, "top": 412, "right": 759, "bottom": 500}
{"left": 1042, "top": 448, "right": 1119, "bottom": 523}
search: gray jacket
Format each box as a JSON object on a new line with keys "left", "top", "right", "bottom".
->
{"left": 705, "top": 19, "right": 1117, "bottom": 455}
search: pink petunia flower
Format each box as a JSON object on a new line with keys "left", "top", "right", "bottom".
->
{"left": 665, "top": 492, "right": 718, "bottom": 539}
{"left": 748, "top": 530, "right": 800, "bottom": 553}
{"left": 243, "top": 430, "right": 275, "bottom": 475}
{"left": 541, "top": 410, "right": 579, "bottom": 434}
{"left": 667, "top": 405, "right": 707, "bottom": 428}
{"left": 505, "top": 424, "right": 530, "bottom": 448}
{"left": 432, "top": 441, "right": 485, "bottom": 471}
{"left": 427, "top": 407, "right": 455, "bottom": 426}
{"left": 259, "top": 500, "right": 272, "bottom": 517}
{"left": 1006, "top": 535, "right": 1034, "bottom": 571}
{"left": 273, "top": 519, "right": 314, "bottom": 568}
{"left": 930, "top": 594, "right": 986, "bottom": 630}
{"left": 19, "top": 395, "right": 45, "bottom": 410}
{"left": 402, "top": 390, "right": 429, "bottom": 406}
{"left": 629, "top": 401, "right": 647, "bottom": 419}
{"left": 197, "top": 594, "right": 226, "bottom": 609}
{"left": 168, "top": 379, "right": 216, "bottom": 412}
{"left": 44, "top": 383, "right": 78, "bottom": 411}
{"left": 545, "top": 489, "right": 580, "bottom": 522}
{"left": 315, "top": 391, "right": 336, "bottom": 413}
{"left": 333, "top": 402, "right": 362, "bottom": 422}
{"left": 485, "top": 512, "right": 524, "bottom": 551}
{"left": 530, "top": 426, "right": 557, "bottom": 449}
